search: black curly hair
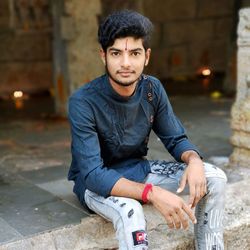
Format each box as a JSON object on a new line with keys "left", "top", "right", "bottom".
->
{"left": 98, "top": 10, "right": 153, "bottom": 52}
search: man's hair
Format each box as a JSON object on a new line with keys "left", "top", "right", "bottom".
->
{"left": 98, "top": 10, "right": 153, "bottom": 52}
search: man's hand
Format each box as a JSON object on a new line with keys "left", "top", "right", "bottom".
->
{"left": 148, "top": 186, "right": 196, "bottom": 230}
{"left": 178, "top": 151, "right": 207, "bottom": 208}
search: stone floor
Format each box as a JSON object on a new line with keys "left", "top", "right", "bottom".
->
{"left": 0, "top": 95, "right": 238, "bottom": 248}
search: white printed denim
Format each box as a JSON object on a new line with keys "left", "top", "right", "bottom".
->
{"left": 84, "top": 161, "right": 227, "bottom": 250}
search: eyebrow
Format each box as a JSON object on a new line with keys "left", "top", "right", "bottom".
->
{"left": 108, "top": 48, "right": 143, "bottom": 52}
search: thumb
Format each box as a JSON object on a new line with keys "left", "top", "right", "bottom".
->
{"left": 177, "top": 176, "right": 186, "bottom": 193}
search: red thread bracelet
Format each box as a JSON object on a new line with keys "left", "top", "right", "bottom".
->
{"left": 142, "top": 183, "right": 153, "bottom": 203}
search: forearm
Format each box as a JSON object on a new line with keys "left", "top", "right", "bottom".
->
{"left": 110, "top": 177, "right": 146, "bottom": 201}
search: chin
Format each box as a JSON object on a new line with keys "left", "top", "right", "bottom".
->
{"left": 118, "top": 79, "right": 138, "bottom": 87}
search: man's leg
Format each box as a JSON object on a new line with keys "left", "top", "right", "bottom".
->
{"left": 85, "top": 189, "right": 148, "bottom": 250}
{"left": 194, "top": 163, "right": 227, "bottom": 250}
{"left": 145, "top": 160, "right": 227, "bottom": 250}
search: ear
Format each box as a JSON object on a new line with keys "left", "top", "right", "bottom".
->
{"left": 144, "top": 48, "right": 151, "bottom": 66}
{"left": 99, "top": 49, "right": 106, "bottom": 65}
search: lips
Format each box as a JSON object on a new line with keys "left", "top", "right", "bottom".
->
{"left": 117, "top": 71, "right": 134, "bottom": 76}
{"left": 118, "top": 71, "right": 133, "bottom": 73}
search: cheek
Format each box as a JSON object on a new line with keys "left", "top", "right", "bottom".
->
{"left": 134, "top": 58, "right": 146, "bottom": 68}
{"left": 106, "top": 59, "right": 119, "bottom": 74}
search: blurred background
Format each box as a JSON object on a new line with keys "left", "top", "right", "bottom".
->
{"left": 0, "top": 0, "right": 250, "bottom": 117}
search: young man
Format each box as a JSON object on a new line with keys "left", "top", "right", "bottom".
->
{"left": 68, "top": 10, "right": 227, "bottom": 250}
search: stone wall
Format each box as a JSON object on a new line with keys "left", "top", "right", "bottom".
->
{"left": 230, "top": 8, "right": 250, "bottom": 168}
{"left": 142, "top": 0, "right": 235, "bottom": 79}
{"left": 0, "top": 0, "right": 52, "bottom": 96}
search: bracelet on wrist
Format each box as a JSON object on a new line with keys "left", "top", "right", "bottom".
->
{"left": 142, "top": 183, "right": 153, "bottom": 203}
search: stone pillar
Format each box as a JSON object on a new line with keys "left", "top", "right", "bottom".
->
{"left": 63, "top": 0, "right": 104, "bottom": 93}
{"left": 230, "top": 8, "right": 250, "bottom": 167}
{"left": 52, "top": 0, "right": 103, "bottom": 116}
{"left": 52, "top": 0, "right": 69, "bottom": 116}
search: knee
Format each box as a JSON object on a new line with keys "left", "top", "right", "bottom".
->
{"left": 204, "top": 163, "right": 227, "bottom": 196}
{"left": 204, "top": 163, "right": 227, "bottom": 182}
{"left": 119, "top": 199, "right": 144, "bottom": 220}
{"left": 115, "top": 198, "right": 145, "bottom": 228}
{"left": 207, "top": 176, "right": 227, "bottom": 197}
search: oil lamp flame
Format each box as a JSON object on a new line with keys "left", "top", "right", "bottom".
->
{"left": 13, "top": 91, "right": 23, "bottom": 98}
{"left": 201, "top": 68, "right": 211, "bottom": 76}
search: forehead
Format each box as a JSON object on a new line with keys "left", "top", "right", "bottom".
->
{"left": 110, "top": 37, "right": 144, "bottom": 49}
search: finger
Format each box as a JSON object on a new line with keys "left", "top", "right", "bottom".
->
{"left": 203, "top": 180, "right": 207, "bottom": 195}
{"left": 176, "top": 209, "right": 189, "bottom": 230}
{"left": 182, "top": 203, "right": 197, "bottom": 224}
{"left": 177, "top": 176, "right": 186, "bottom": 193}
{"left": 192, "top": 184, "right": 201, "bottom": 208}
{"left": 171, "top": 212, "right": 181, "bottom": 230}
{"left": 165, "top": 215, "right": 175, "bottom": 229}
{"left": 203, "top": 180, "right": 208, "bottom": 196}
{"left": 188, "top": 185, "right": 196, "bottom": 207}
{"left": 193, "top": 181, "right": 208, "bottom": 208}
{"left": 200, "top": 181, "right": 206, "bottom": 198}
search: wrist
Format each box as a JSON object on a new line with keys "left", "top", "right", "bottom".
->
{"left": 142, "top": 183, "right": 153, "bottom": 203}
{"left": 147, "top": 185, "right": 154, "bottom": 203}
{"left": 182, "top": 150, "right": 201, "bottom": 164}
{"left": 189, "top": 155, "right": 204, "bottom": 166}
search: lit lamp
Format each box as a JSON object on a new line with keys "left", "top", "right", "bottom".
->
{"left": 197, "top": 66, "right": 212, "bottom": 77}
{"left": 201, "top": 68, "right": 211, "bottom": 76}
{"left": 197, "top": 66, "right": 212, "bottom": 90}
{"left": 13, "top": 91, "right": 24, "bottom": 109}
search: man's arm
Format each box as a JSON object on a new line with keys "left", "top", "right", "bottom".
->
{"left": 69, "top": 96, "right": 122, "bottom": 197}
{"left": 111, "top": 151, "right": 206, "bottom": 229}
{"left": 150, "top": 80, "right": 206, "bottom": 208}
{"left": 111, "top": 177, "right": 197, "bottom": 230}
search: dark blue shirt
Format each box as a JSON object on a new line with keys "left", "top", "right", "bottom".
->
{"left": 68, "top": 74, "right": 200, "bottom": 204}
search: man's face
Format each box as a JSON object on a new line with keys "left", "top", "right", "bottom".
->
{"left": 100, "top": 37, "right": 151, "bottom": 87}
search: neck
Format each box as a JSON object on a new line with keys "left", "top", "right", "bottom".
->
{"left": 109, "top": 78, "right": 138, "bottom": 97}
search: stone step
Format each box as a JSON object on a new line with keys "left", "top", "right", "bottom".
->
{"left": 0, "top": 176, "right": 249, "bottom": 250}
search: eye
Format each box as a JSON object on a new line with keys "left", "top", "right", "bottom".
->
{"left": 131, "top": 51, "right": 141, "bottom": 56}
{"left": 111, "top": 51, "right": 120, "bottom": 57}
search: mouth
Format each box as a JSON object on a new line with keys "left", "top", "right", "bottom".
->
{"left": 117, "top": 71, "right": 134, "bottom": 77}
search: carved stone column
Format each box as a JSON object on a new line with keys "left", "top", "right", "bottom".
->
{"left": 230, "top": 8, "right": 250, "bottom": 167}
{"left": 51, "top": 0, "right": 103, "bottom": 115}
{"left": 63, "top": 0, "right": 104, "bottom": 93}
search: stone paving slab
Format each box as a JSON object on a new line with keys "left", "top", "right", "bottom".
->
{"left": 19, "top": 165, "right": 68, "bottom": 184}
{"left": 18, "top": 165, "right": 84, "bottom": 210}
{"left": 0, "top": 219, "right": 22, "bottom": 244}
{"left": 37, "top": 179, "right": 84, "bottom": 210}
{"left": 0, "top": 174, "right": 88, "bottom": 244}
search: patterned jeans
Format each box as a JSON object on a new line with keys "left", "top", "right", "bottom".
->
{"left": 84, "top": 161, "right": 227, "bottom": 250}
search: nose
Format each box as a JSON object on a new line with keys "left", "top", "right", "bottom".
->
{"left": 121, "top": 53, "right": 130, "bottom": 68}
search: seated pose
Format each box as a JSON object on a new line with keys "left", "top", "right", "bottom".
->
{"left": 68, "top": 10, "right": 227, "bottom": 250}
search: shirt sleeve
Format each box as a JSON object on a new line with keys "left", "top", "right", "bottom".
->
{"left": 68, "top": 96, "right": 122, "bottom": 197}
{"left": 152, "top": 80, "right": 201, "bottom": 161}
